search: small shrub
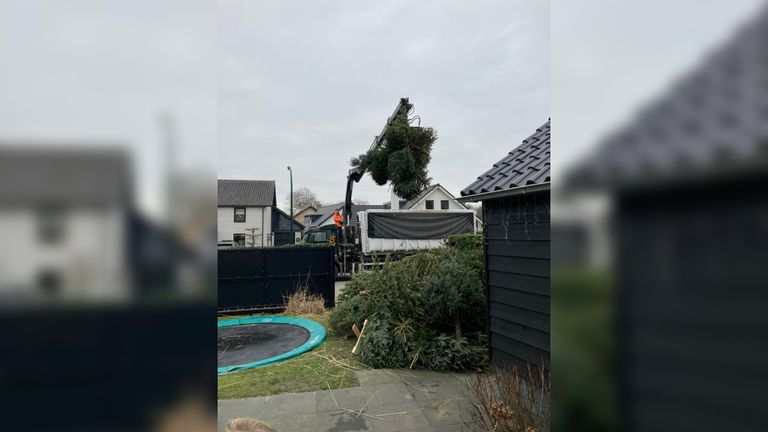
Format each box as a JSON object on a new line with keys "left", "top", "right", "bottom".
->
{"left": 284, "top": 288, "right": 326, "bottom": 316}
{"left": 466, "top": 363, "right": 551, "bottom": 432}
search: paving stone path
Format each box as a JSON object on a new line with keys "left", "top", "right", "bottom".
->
{"left": 218, "top": 369, "right": 477, "bottom": 432}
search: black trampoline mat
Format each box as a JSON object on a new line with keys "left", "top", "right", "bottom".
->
{"left": 218, "top": 323, "right": 311, "bottom": 368}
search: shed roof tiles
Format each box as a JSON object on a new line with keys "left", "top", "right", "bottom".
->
{"left": 461, "top": 120, "right": 550, "bottom": 197}
{"left": 568, "top": 7, "right": 768, "bottom": 189}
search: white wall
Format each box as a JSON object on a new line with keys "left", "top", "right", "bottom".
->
{"left": 0, "top": 206, "right": 128, "bottom": 302}
{"left": 410, "top": 187, "right": 466, "bottom": 210}
{"left": 217, "top": 206, "right": 272, "bottom": 246}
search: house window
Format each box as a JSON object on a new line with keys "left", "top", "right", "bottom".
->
{"left": 233, "top": 233, "right": 246, "bottom": 247}
{"left": 38, "top": 269, "right": 62, "bottom": 297}
{"left": 37, "top": 206, "right": 66, "bottom": 244}
{"left": 441, "top": 200, "right": 449, "bottom": 210}
{"left": 234, "top": 207, "right": 246, "bottom": 223}
{"left": 425, "top": 200, "right": 434, "bottom": 210}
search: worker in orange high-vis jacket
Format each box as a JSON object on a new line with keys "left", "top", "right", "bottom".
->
{"left": 333, "top": 209, "right": 344, "bottom": 227}
{"left": 332, "top": 209, "right": 345, "bottom": 245}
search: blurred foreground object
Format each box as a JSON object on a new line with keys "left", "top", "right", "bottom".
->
{"left": 566, "top": 4, "right": 768, "bottom": 431}
{"left": 0, "top": 146, "right": 133, "bottom": 303}
{"left": 0, "top": 145, "right": 214, "bottom": 304}
{"left": 0, "top": 1, "right": 216, "bottom": 429}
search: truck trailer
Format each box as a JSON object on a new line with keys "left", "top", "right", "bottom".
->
{"left": 302, "top": 208, "right": 476, "bottom": 276}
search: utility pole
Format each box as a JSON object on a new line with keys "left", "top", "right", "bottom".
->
{"left": 158, "top": 112, "right": 176, "bottom": 227}
{"left": 287, "top": 166, "right": 293, "bottom": 219}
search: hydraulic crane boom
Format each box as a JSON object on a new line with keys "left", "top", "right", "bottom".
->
{"left": 344, "top": 97, "right": 413, "bottom": 221}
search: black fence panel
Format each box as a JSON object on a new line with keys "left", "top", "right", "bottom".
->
{"left": 0, "top": 303, "right": 215, "bottom": 431}
{"left": 218, "top": 246, "right": 335, "bottom": 311}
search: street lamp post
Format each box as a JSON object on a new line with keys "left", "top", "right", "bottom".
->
{"left": 287, "top": 166, "right": 293, "bottom": 221}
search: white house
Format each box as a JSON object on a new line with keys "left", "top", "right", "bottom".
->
{"left": 383, "top": 184, "right": 483, "bottom": 231}
{"left": 385, "top": 183, "right": 471, "bottom": 211}
{"left": 217, "top": 179, "right": 303, "bottom": 247}
{"left": 305, "top": 184, "right": 482, "bottom": 231}
{"left": 0, "top": 147, "right": 132, "bottom": 303}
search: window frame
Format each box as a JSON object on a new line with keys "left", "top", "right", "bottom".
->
{"left": 37, "top": 206, "right": 67, "bottom": 245}
{"left": 233, "top": 233, "right": 246, "bottom": 246}
{"left": 234, "top": 207, "right": 246, "bottom": 223}
{"left": 440, "top": 200, "right": 449, "bottom": 210}
{"left": 425, "top": 200, "right": 434, "bottom": 210}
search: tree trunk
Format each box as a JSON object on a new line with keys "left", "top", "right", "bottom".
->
{"left": 454, "top": 316, "right": 463, "bottom": 340}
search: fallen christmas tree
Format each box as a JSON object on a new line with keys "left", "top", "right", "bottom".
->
{"left": 329, "top": 234, "right": 488, "bottom": 371}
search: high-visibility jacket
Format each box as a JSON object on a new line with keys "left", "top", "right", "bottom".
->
{"left": 333, "top": 210, "right": 344, "bottom": 227}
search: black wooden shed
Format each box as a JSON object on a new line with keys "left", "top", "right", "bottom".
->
{"left": 567, "top": 8, "right": 768, "bottom": 431}
{"left": 459, "top": 120, "right": 550, "bottom": 369}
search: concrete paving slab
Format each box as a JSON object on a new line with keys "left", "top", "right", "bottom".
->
{"left": 368, "top": 401, "right": 432, "bottom": 432}
{"left": 262, "top": 391, "right": 316, "bottom": 418}
{"left": 316, "top": 387, "right": 370, "bottom": 413}
{"left": 364, "top": 400, "right": 421, "bottom": 416}
{"left": 316, "top": 409, "right": 372, "bottom": 432}
{"left": 356, "top": 370, "right": 404, "bottom": 386}
{"left": 417, "top": 397, "right": 471, "bottom": 428}
{"left": 262, "top": 413, "right": 317, "bottom": 432}
{"left": 218, "top": 398, "right": 270, "bottom": 431}
{"left": 363, "top": 383, "right": 416, "bottom": 410}
{"left": 218, "top": 368, "right": 477, "bottom": 431}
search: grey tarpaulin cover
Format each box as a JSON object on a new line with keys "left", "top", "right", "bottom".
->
{"left": 367, "top": 212, "right": 473, "bottom": 239}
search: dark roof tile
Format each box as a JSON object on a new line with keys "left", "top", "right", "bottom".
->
{"left": 569, "top": 7, "right": 768, "bottom": 189}
{"left": 0, "top": 146, "right": 132, "bottom": 207}
{"left": 218, "top": 179, "right": 275, "bottom": 207}
{"left": 461, "top": 120, "right": 551, "bottom": 197}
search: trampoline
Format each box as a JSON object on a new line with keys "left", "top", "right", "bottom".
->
{"left": 218, "top": 316, "right": 326, "bottom": 374}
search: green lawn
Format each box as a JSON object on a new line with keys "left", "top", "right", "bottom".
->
{"left": 217, "top": 312, "right": 363, "bottom": 399}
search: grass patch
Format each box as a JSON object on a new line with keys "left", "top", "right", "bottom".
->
{"left": 217, "top": 312, "right": 363, "bottom": 399}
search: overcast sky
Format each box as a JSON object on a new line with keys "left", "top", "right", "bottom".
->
{"left": 552, "top": 0, "right": 765, "bottom": 181}
{"left": 2, "top": 1, "right": 762, "bottom": 215}
{"left": 0, "top": 0, "right": 216, "bottom": 219}
{"left": 219, "top": 0, "right": 550, "bottom": 208}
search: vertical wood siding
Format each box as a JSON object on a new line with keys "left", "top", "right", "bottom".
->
{"left": 483, "top": 191, "right": 550, "bottom": 368}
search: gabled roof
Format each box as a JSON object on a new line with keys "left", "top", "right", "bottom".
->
{"left": 404, "top": 184, "right": 441, "bottom": 209}
{"left": 306, "top": 202, "right": 387, "bottom": 228}
{"left": 460, "top": 120, "right": 551, "bottom": 199}
{"left": 383, "top": 184, "right": 467, "bottom": 209}
{"left": 568, "top": 8, "right": 768, "bottom": 190}
{"left": 293, "top": 205, "right": 317, "bottom": 217}
{"left": 305, "top": 202, "right": 344, "bottom": 228}
{"left": 0, "top": 146, "right": 132, "bottom": 207}
{"left": 218, "top": 179, "right": 276, "bottom": 207}
{"left": 272, "top": 206, "right": 304, "bottom": 231}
